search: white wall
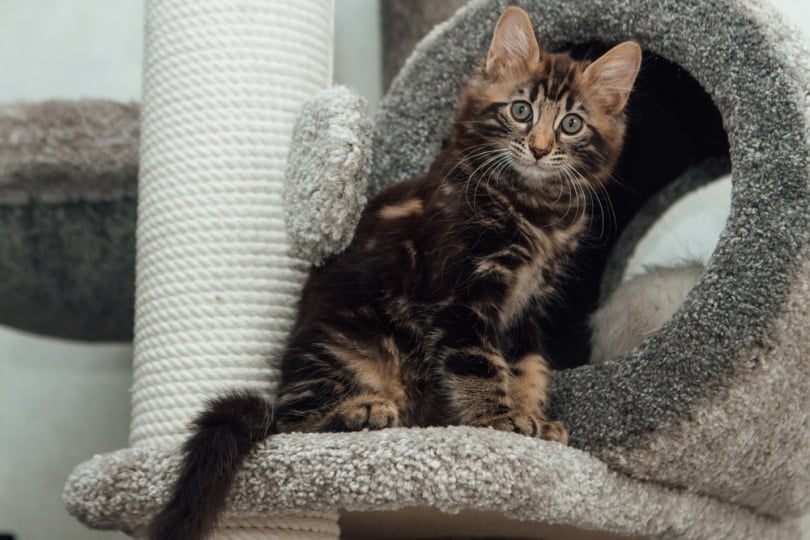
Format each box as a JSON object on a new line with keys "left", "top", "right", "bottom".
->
{"left": 334, "top": 0, "right": 382, "bottom": 111}
{"left": 0, "top": 1, "right": 806, "bottom": 539}
{"left": 0, "top": 1, "right": 144, "bottom": 102}
{"left": 0, "top": 331, "right": 131, "bottom": 539}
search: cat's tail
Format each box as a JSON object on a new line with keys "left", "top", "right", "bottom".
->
{"left": 147, "top": 392, "right": 276, "bottom": 540}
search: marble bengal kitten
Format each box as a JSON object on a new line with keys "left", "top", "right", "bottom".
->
{"left": 148, "top": 7, "right": 641, "bottom": 540}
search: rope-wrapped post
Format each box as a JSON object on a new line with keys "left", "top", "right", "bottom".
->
{"left": 133, "top": 0, "right": 338, "bottom": 537}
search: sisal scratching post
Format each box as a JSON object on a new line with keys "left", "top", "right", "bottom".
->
{"left": 132, "top": 0, "right": 338, "bottom": 537}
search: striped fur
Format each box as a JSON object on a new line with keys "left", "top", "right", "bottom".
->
{"left": 147, "top": 7, "right": 640, "bottom": 539}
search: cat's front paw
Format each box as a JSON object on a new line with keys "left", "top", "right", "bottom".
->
{"left": 329, "top": 395, "right": 400, "bottom": 431}
{"left": 537, "top": 419, "right": 568, "bottom": 444}
{"left": 484, "top": 412, "right": 568, "bottom": 444}
{"left": 487, "top": 411, "right": 542, "bottom": 436}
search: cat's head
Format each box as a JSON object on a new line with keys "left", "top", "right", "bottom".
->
{"left": 454, "top": 6, "right": 641, "bottom": 189}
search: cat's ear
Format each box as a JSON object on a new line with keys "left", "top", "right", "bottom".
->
{"left": 583, "top": 41, "right": 642, "bottom": 113}
{"left": 486, "top": 6, "right": 541, "bottom": 80}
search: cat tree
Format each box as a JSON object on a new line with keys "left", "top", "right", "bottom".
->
{"left": 64, "top": 0, "right": 810, "bottom": 538}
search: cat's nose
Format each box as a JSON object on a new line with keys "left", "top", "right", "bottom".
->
{"left": 530, "top": 146, "right": 550, "bottom": 160}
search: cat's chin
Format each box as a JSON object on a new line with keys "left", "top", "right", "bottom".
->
{"left": 510, "top": 162, "right": 561, "bottom": 187}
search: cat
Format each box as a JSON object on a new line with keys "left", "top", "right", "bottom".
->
{"left": 147, "top": 7, "right": 641, "bottom": 540}
{"left": 590, "top": 263, "right": 704, "bottom": 363}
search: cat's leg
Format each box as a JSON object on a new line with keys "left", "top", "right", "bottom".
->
{"left": 274, "top": 329, "right": 406, "bottom": 433}
{"left": 503, "top": 313, "right": 567, "bottom": 443}
{"left": 430, "top": 303, "right": 520, "bottom": 430}
{"left": 506, "top": 352, "right": 567, "bottom": 443}
{"left": 329, "top": 393, "right": 400, "bottom": 430}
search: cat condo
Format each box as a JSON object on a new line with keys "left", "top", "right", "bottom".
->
{"left": 64, "top": 0, "right": 809, "bottom": 538}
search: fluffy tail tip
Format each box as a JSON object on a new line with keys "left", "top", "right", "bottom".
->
{"left": 147, "top": 393, "right": 274, "bottom": 540}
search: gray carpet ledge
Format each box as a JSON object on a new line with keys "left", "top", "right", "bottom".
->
{"left": 63, "top": 426, "right": 798, "bottom": 540}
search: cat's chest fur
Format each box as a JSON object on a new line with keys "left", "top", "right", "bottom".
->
{"left": 405, "top": 177, "right": 585, "bottom": 327}
{"left": 494, "top": 204, "right": 585, "bottom": 325}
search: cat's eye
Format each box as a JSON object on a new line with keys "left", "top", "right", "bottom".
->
{"left": 510, "top": 101, "right": 533, "bottom": 123}
{"left": 560, "top": 113, "right": 584, "bottom": 134}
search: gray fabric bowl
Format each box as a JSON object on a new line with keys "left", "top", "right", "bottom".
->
{"left": 0, "top": 100, "right": 139, "bottom": 341}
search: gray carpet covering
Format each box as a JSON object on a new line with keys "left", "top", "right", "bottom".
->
{"left": 63, "top": 427, "right": 800, "bottom": 540}
{"left": 381, "top": 0, "right": 468, "bottom": 90}
{"left": 0, "top": 100, "right": 138, "bottom": 341}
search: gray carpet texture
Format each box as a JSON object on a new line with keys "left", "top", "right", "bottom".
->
{"left": 380, "top": 0, "right": 468, "bottom": 90}
{"left": 64, "top": 0, "right": 809, "bottom": 538}
{"left": 0, "top": 100, "right": 138, "bottom": 341}
{"left": 285, "top": 87, "right": 373, "bottom": 265}
{"left": 64, "top": 427, "right": 800, "bottom": 540}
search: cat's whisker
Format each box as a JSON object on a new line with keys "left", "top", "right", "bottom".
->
{"left": 594, "top": 180, "right": 618, "bottom": 238}
{"left": 470, "top": 154, "right": 506, "bottom": 215}
{"left": 566, "top": 167, "right": 586, "bottom": 226}
{"left": 464, "top": 156, "right": 491, "bottom": 213}
{"left": 452, "top": 147, "right": 502, "bottom": 182}
{"left": 481, "top": 154, "right": 512, "bottom": 203}
{"left": 544, "top": 166, "right": 577, "bottom": 229}
{"left": 566, "top": 164, "right": 591, "bottom": 232}
{"left": 557, "top": 164, "right": 582, "bottom": 224}
{"left": 439, "top": 145, "right": 504, "bottom": 195}
{"left": 573, "top": 160, "right": 621, "bottom": 235}
{"left": 567, "top": 166, "right": 590, "bottom": 227}
{"left": 465, "top": 150, "right": 509, "bottom": 214}
{"left": 570, "top": 162, "right": 614, "bottom": 243}
{"left": 585, "top": 180, "right": 606, "bottom": 241}
{"left": 546, "top": 169, "right": 568, "bottom": 206}
{"left": 563, "top": 163, "right": 602, "bottom": 240}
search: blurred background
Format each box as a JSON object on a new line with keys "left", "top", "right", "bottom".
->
{"left": 0, "top": 1, "right": 807, "bottom": 539}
